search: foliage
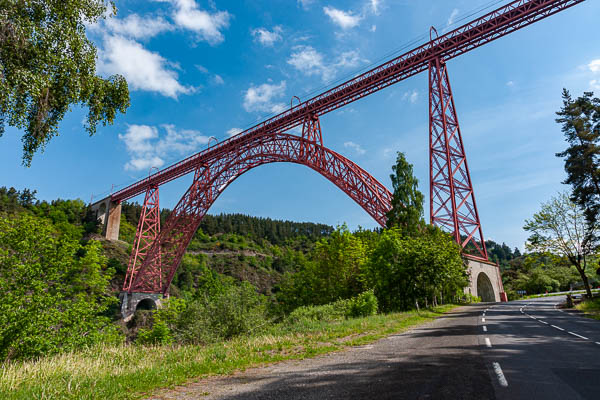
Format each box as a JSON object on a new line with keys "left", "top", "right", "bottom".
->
{"left": 524, "top": 192, "right": 596, "bottom": 297}
{"left": 286, "top": 298, "right": 351, "bottom": 324}
{"left": 275, "top": 225, "right": 368, "bottom": 313}
{"left": 364, "top": 226, "right": 466, "bottom": 312}
{"left": 0, "top": 0, "right": 130, "bottom": 166}
{"left": 0, "top": 214, "right": 120, "bottom": 361}
{"left": 139, "top": 278, "right": 268, "bottom": 346}
{"left": 347, "top": 290, "right": 378, "bottom": 318}
{"left": 555, "top": 90, "right": 600, "bottom": 227}
{"left": 386, "top": 152, "right": 425, "bottom": 234}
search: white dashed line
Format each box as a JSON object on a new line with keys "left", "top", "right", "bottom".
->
{"left": 568, "top": 332, "right": 589, "bottom": 340}
{"left": 596, "top": 342, "right": 600, "bottom": 345}
{"left": 482, "top": 318, "right": 486, "bottom": 323}
{"left": 551, "top": 325, "right": 565, "bottom": 331}
{"left": 485, "top": 337, "right": 492, "bottom": 348}
{"left": 483, "top": 326, "right": 487, "bottom": 332}
{"left": 492, "top": 362, "right": 508, "bottom": 387}
{"left": 540, "top": 320, "right": 548, "bottom": 325}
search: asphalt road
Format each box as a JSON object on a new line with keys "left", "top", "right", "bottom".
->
{"left": 151, "top": 297, "right": 600, "bottom": 400}
{"left": 482, "top": 296, "right": 600, "bottom": 400}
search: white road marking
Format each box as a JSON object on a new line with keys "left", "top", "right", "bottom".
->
{"left": 551, "top": 325, "right": 565, "bottom": 331}
{"left": 568, "top": 332, "right": 589, "bottom": 340}
{"left": 540, "top": 320, "right": 548, "bottom": 325}
{"left": 483, "top": 326, "right": 487, "bottom": 332}
{"left": 485, "top": 337, "right": 492, "bottom": 348}
{"left": 596, "top": 342, "right": 600, "bottom": 345}
{"left": 492, "top": 362, "right": 508, "bottom": 387}
{"left": 482, "top": 318, "right": 486, "bottom": 322}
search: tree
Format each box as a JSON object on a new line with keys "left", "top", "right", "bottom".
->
{"left": 385, "top": 152, "right": 425, "bottom": 234}
{"left": 0, "top": 214, "right": 120, "bottom": 360}
{"left": 523, "top": 192, "right": 596, "bottom": 297}
{"left": 364, "top": 226, "right": 465, "bottom": 311}
{"left": 0, "top": 0, "right": 130, "bottom": 166}
{"left": 555, "top": 90, "right": 600, "bottom": 227}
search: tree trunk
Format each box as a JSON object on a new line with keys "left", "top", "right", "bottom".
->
{"left": 579, "top": 268, "right": 593, "bottom": 298}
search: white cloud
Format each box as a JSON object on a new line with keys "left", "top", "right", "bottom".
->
{"left": 591, "top": 79, "right": 600, "bottom": 90}
{"left": 104, "top": 14, "right": 173, "bottom": 40}
{"left": 402, "top": 89, "right": 419, "bottom": 103}
{"left": 252, "top": 26, "right": 283, "bottom": 47}
{"left": 323, "top": 6, "right": 362, "bottom": 29}
{"left": 370, "top": 0, "right": 381, "bottom": 14}
{"left": 243, "top": 81, "right": 287, "bottom": 114}
{"left": 98, "top": 35, "right": 194, "bottom": 98}
{"left": 214, "top": 74, "right": 225, "bottom": 85}
{"left": 447, "top": 8, "right": 459, "bottom": 26}
{"left": 506, "top": 80, "right": 515, "bottom": 87}
{"left": 370, "top": 25, "right": 376, "bottom": 32}
{"left": 298, "top": 0, "right": 316, "bottom": 10}
{"left": 344, "top": 141, "right": 366, "bottom": 155}
{"left": 226, "top": 128, "right": 243, "bottom": 137}
{"left": 119, "top": 124, "right": 210, "bottom": 171}
{"left": 589, "top": 59, "right": 600, "bottom": 73}
{"left": 287, "top": 45, "right": 365, "bottom": 83}
{"left": 168, "top": 0, "right": 231, "bottom": 44}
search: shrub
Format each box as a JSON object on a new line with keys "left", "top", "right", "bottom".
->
{"left": 347, "top": 290, "right": 378, "bottom": 317}
{"left": 286, "top": 299, "right": 350, "bottom": 324}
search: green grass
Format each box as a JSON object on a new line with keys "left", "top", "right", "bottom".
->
{"left": 575, "top": 297, "right": 600, "bottom": 320}
{"left": 0, "top": 305, "right": 457, "bottom": 400}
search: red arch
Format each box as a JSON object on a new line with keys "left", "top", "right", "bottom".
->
{"left": 129, "top": 132, "right": 392, "bottom": 294}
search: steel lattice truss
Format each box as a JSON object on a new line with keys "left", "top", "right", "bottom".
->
{"left": 429, "top": 58, "right": 487, "bottom": 260}
{"left": 122, "top": 186, "right": 161, "bottom": 292}
{"left": 128, "top": 124, "right": 392, "bottom": 294}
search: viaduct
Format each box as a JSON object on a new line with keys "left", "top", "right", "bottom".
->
{"left": 90, "top": 0, "right": 584, "bottom": 319}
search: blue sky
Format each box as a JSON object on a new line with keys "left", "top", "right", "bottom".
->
{"left": 1, "top": 0, "right": 600, "bottom": 251}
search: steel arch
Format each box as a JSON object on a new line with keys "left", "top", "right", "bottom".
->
{"left": 128, "top": 132, "right": 392, "bottom": 294}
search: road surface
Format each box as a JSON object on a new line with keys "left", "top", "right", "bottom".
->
{"left": 151, "top": 296, "right": 600, "bottom": 399}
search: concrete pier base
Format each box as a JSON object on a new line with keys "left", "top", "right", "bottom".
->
{"left": 464, "top": 257, "right": 506, "bottom": 302}
{"left": 119, "top": 292, "right": 163, "bottom": 322}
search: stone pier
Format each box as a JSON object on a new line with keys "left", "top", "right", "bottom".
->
{"left": 464, "top": 256, "right": 507, "bottom": 302}
{"left": 90, "top": 196, "right": 121, "bottom": 240}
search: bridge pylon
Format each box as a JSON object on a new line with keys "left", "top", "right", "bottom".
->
{"left": 121, "top": 185, "right": 162, "bottom": 320}
{"left": 428, "top": 57, "right": 487, "bottom": 260}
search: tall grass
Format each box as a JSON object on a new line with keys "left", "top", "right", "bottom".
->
{"left": 1, "top": 305, "right": 456, "bottom": 399}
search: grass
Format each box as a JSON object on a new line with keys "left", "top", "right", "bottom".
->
{"left": 0, "top": 304, "right": 458, "bottom": 400}
{"left": 575, "top": 297, "right": 600, "bottom": 320}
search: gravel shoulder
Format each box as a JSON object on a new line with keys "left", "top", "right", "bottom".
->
{"left": 150, "top": 304, "right": 494, "bottom": 400}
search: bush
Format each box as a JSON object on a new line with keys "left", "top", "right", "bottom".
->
{"left": 286, "top": 290, "right": 379, "bottom": 323}
{"left": 286, "top": 299, "right": 350, "bottom": 324}
{"left": 347, "top": 290, "right": 378, "bottom": 317}
{"left": 461, "top": 293, "right": 482, "bottom": 304}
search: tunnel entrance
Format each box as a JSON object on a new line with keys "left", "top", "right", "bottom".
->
{"left": 477, "top": 272, "right": 495, "bottom": 302}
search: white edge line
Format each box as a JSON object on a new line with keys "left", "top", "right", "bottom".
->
{"left": 595, "top": 342, "right": 600, "bottom": 345}
{"left": 493, "top": 362, "right": 508, "bottom": 387}
{"left": 540, "top": 320, "right": 548, "bottom": 325}
{"left": 568, "top": 332, "right": 589, "bottom": 340}
{"left": 551, "top": 325, "right": 565, "bottom": 331}
{"left": 485, "top": 337, "right": 492, "bottom": 348}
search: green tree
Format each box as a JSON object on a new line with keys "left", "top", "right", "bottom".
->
{"left": 0, "top": 214, "right": 120, "bottom": 360}
{"left": 385, "top": 152, "right": 425, "bottom": 235}
{"left": 364, "top": 227, "right": 465, "bottom": 311}
{"left": 555, "top": 90, "right": 600, "bottom": 227}
{"left": 0, "top": 0, "right": 129, "bottom": 166}
{"left": 524, "top": 192, "right": 596, "bottom": 297}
